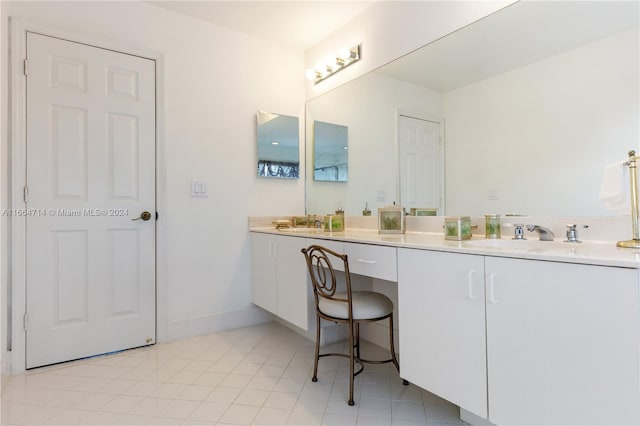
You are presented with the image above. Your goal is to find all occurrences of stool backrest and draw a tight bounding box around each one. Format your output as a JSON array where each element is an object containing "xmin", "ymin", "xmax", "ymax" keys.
[{"xmin": 301, "ymin": 245, "xmax": 354, "ymax": 318}]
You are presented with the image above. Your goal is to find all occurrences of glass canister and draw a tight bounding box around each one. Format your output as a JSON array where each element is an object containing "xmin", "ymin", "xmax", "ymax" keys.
[
  {"xmin": 485, "ymin": 214, "xmax": 501, "ymax": 239},
  {"xmin": 444, "ymin": 216, "xmax": 472, "ymax": 241},
  {"xmin": 324, "ymin": 214, "xmax": 344, "ymax": 232}
]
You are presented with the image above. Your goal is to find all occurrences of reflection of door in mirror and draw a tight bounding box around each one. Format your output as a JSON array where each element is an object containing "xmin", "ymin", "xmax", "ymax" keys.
[
  {"xmin": 257, "ymin": 111, "xmax": 299, "ymax": 179},
  {"xmin": 399, "ymin": 116, "xmax": 443, "ymax": 214},
  {"xmin": 314, "ymin": 120, "xmax": 348, "ymax": 182}
]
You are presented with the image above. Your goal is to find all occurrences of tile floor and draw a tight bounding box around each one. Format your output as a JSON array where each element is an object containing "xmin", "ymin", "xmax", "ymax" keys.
[{"xmin": 1, "ymin": 322, "xmax": 463, "ymax": 425}]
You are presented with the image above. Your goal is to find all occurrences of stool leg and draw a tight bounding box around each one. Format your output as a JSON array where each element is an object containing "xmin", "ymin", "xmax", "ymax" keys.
[
  {"xmin": 389, "ymin": 315, "xmax": 409, "ymax": 386},
  {"xmin": 355, "ymin": 322, "xmax": 361, "ymax": 360},
  {"xmin": 312, "ymin": 315, "xmax": 320, "ymax": 382},
  {"xmin": 348, "ymin": 320, "xmax": 355, "ymax": 406}
]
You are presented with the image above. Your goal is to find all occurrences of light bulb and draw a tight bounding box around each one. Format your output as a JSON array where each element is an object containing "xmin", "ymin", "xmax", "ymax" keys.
[
  {"xmin": 305, "ymin": 69, "xmax": 316, "ymax": 80},
  {"xmin": 337, "ymin": 48, "xmax": 351, "ymax": 61},
  {"xmin": 325, "ymin": 56, "xmax": 338, "ymax": 71},
  {"xmin": 315, "ymin": 62, "xmax": 325, "ymax": 74}
]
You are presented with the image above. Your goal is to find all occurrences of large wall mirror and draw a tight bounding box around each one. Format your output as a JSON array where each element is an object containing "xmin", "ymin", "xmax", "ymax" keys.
[
  {"xmin": 305, "ymin": 1, "xmax": 639, "ymax": 217},
  {"xmin": 257, "ymin": 111, "xmax": 299, "ymax": 179}
]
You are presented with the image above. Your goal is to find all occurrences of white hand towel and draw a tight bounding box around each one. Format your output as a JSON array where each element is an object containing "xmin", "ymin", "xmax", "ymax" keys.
[{"xmin": 599, "ymin": 162, "xmax": 629, "ymax": 212}]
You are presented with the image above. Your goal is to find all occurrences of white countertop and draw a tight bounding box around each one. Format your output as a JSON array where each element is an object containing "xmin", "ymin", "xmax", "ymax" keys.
[{"xmin": 250, "ymin": 227, "xmax": 640, "ymax": 269}]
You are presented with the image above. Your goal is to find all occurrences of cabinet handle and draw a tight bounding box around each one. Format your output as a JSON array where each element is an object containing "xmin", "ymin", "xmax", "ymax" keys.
[
  {"xmin": 356, "ymin": 259, "xmax": 377, "ymax": 264},
  {"xmin": 488, "ymin": 273, "xmax": 499, "ymax": 304},
  {"xmin": 467, "ymin": 270, "xmax": 477, "ymax": 300}
]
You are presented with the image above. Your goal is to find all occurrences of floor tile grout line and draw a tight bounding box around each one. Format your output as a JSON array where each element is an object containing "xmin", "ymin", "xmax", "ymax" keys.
[{"xmin": 1, "ymin": 322, "xmax": 463, "ymax": 426}]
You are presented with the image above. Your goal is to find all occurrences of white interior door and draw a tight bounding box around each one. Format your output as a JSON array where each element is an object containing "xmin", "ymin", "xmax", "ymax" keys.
[
  {"xmin": 25, "ymin": 32, "xmax": 156, "ymax": 368},
  {"xmin": 398, "ymin": 116, "xmax": 443, "ymax": 212}
]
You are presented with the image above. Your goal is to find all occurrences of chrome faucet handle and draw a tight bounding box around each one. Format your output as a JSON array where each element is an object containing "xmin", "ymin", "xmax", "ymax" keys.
[
  {"xmin": 565, "ymin": 224, "xmax": 588, "ymax": 243},
  {"xmin": 512, "ymin": 224, "xmax": 526, "ymax": 240},
  {"xmin": 526, "ymin": 224, "xmax": 555, "ymax": 241}
]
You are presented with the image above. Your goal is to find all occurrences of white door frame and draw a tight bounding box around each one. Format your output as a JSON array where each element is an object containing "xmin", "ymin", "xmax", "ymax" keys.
[
  {"xmin": 395, "ymin": 109, "xmax": 446, "ymax": 214},
  {"xmin": 9, "ymin": 18, "xmax": 168, "ymax": 373}
]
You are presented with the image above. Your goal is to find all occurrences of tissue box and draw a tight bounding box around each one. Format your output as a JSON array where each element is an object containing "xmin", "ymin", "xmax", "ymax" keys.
[{"xmin": 445, "ymin": 216, "xmax": 472, "ymax": 240}]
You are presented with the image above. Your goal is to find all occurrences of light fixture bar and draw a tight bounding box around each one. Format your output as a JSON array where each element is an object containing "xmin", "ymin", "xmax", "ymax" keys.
[{"xmin": 307, "ymin": 44, "xmax": 361, "ymax": 85}]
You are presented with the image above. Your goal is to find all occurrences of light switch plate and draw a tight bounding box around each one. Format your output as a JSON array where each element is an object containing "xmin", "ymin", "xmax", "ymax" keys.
[{"xmin": 191, "ymin": 180, "xmax": 208, "ymax": 198}]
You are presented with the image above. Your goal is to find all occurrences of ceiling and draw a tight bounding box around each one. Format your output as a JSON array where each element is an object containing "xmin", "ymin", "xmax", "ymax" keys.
[
  {"xmin": 149, "ymin": 1, "xmax": 375, "ymax": 50},
  {"xmin": 376, "ymin": 0, "xmax": 639, "ymax": 92}
]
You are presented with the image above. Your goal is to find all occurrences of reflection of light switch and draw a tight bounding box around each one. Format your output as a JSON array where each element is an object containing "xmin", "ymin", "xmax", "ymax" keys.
[
  {"xmin": 191, "ymin": 180, "xmax": 208, "ymax": 198},
  {"xmin": 376, "ymin": 191, "xmax": 385, "ymax": 201},
  {"xmin": 488, "ymin": 189, "xmax": 499, "ymax": 200}
]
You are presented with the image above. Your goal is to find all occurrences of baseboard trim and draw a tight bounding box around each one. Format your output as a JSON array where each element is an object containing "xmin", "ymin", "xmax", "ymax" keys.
[{"xmin": 166, "ymin": 305, "xmax": 274, "ymax": 342}]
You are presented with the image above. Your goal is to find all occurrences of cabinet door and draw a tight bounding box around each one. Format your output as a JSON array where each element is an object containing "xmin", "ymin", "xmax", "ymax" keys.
[
  {"xmin": 398, "ymin": 248, "xmax": 487, "ymax": 418},
  {"xmin": 486, "ymin": 257, "xmax": 640, "ymax": 425},
  {"xmin": 275, "ymin": 235, "xmax": 309, "ymax": 330},
  {"xmin": 250, "ymin": 233, "xmax": 277, "ymax": 314}
]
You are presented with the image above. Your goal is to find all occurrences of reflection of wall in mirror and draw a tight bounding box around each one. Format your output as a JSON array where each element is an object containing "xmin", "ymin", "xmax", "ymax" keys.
[
  {"xmin": 306, "ymin": 73, "xmax": 442, "ymax": 216},
  {"xmin": 444, "ymin": 28, "xmax": 639, "ymax": 217}
]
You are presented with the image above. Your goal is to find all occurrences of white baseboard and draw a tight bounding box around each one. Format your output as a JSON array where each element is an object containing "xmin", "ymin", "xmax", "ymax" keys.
[
  {"xmin": 460, "ymin": 408, "xmax": 494, "ymax": 426},
  {"xmin": 359, "ymin": 321, "xmax": 399, "ymax": 353},
  {"xmin": 1, "ymin": 353, "xmax": 9, "ymax": 394},
  {"xmin": 166, "ymin": 305, "xmax": 274, "ymax": 342},
  {"xmin": 274, "ymin": 316, "xmax": 349, "ymax": 346}
]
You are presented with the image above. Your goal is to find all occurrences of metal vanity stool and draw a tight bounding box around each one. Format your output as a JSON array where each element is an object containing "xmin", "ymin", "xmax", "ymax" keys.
[{"xmin": 301, "ymin": 245, "xmax": 408, "ymax": 406}]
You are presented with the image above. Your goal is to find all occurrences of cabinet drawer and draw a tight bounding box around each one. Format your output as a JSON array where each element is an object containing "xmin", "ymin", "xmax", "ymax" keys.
[{"xmin": 344, "ymin": 242, "xmax": 397, "ymax": 281}]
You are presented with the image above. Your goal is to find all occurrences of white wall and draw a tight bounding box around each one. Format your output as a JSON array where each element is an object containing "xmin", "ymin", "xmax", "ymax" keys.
[
  {"xmin": 306, "ymin": 72, "xmax": 443, "ymax": 216},
  {"xmin": 1, "ymin": 0, "xmax": 305, "ymax": 367},
  {"xmin": 444, "ymin": 29, "xmax": 639, "ymax": 217},
  {"xmin": 305, "ymin": 0, "xmax": 515, "ymax": 99}
]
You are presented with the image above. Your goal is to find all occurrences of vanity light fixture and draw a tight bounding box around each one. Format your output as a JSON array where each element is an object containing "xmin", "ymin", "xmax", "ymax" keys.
[{"xmin": 306, "ymin": 44, "xmax": 361, "ymax": 84}]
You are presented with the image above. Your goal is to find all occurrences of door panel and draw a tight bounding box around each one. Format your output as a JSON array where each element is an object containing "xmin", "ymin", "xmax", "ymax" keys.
[
  {"xmin": 51, "ymin": 105, "xmax": 88, "ymax": 199},
  {"xmin": 26, "ymin": 32, "xmax": 156, "ymax": 368},
  {"xmin": 399, "ymin": 116, "xmax": 442, "ymax": 212},
  {"xmin": 52, "ymin": 231, "xmax": 89, "ymax": 326},
  {"xmin": 107, "ymin": 113, "xmax": 139, "ymax": 199}
]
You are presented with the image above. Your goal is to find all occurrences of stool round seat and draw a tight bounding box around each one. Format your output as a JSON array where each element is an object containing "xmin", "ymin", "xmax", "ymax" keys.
[{"xmin": 319, "ymin": 291, "xmax": 393, "ymax": 320}]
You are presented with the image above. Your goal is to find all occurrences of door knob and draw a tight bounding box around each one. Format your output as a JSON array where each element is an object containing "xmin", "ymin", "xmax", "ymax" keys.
[{"xmin": 132, "ymin": 211, "xmax": 152, "ymax": 221}]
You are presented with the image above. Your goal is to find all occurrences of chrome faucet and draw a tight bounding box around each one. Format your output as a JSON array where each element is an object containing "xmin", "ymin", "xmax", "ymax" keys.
[
  {"xmin": 565, "ymin": 224, "xmax": 589, "ymax": 243},
  {"xmin": 526, "ymin": 225, "xmax": 554, "ymax": 241}
]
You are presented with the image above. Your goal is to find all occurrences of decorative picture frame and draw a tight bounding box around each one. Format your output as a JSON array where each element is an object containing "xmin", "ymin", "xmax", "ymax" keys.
[{"xmin": 378, "ymin": 206, "xmax": 405, "ymax": 234}]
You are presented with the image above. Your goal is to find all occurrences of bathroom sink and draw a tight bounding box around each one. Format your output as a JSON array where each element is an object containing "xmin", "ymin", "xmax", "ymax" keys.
[{"xmin": 464, "ymin": 239, "xmax": 560, "ymax": 250}]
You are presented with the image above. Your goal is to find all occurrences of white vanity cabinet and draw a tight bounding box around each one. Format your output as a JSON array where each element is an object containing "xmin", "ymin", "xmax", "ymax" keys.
[
  {"xmin": 398, "ymin": 248, "xmax": 488, "ymax": 418},
  {"xmin": 485, "ymin": 257, "xmax": 640, "ymax": 425},
  {"xmin": 250, "ymin": 233, "xmax": 309, "ymax": 330},
  {"xmin": 398, "ymin": 248, "xmax": 640, "ymax": 425}
]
